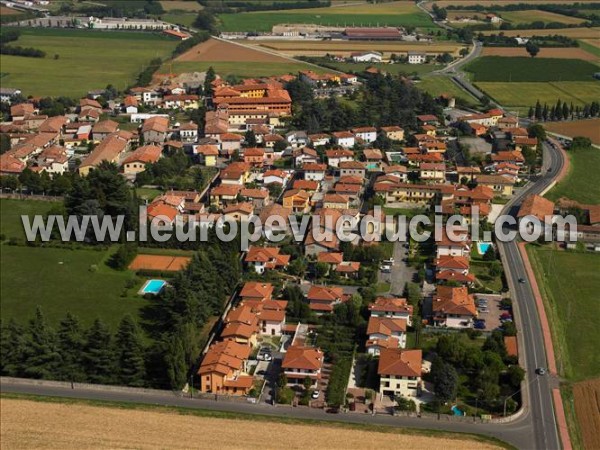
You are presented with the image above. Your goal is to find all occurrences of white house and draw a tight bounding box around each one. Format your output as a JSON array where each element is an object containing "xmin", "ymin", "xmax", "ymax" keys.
[
  {"xmin": 331, "ymin": 131, "xmax": 355, "ymax": 149},
  {"xmin": 281, "ymin": 346, "xmax": 324, "ymax": 388},
  {"xmin": 263, "ymin": 169, "xmax": 290, "ymax": 186},
  {"xmin": 303, "ymin": 163, "xmax": 327, "ymax": 181},
  {"xmin": 326, "ymin": 149, "xmax": 354, "ymax": 168},
  {"xmin": 179, "ymin": 122, "xmax": 198, "ymax": 143},
  {"xmin": 407, "ymin": 51, "xmax": 427, "ymax": 64},
  {"xmin": 352, "ymin": 126, "xmax": 377, "ymax": 143},
  {"xmin": 378, "ymin": 348, "xmax": 422, "ymax": 399},
  {"xmin": 351, "ymin": 51, "xmax": 383, "ymax": 63}
]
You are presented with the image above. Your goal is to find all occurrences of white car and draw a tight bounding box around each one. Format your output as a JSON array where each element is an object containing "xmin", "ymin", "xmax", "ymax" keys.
[
  {"xmin": 311, "ymin": 390, "xmax": 320, "ymax": 399},
  {"xmin": 380, "ymin": 265, "xmax": 391, "ymax": 273}
]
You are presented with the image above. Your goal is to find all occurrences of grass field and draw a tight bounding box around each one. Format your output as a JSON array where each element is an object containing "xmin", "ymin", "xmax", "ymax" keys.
[
  {"xmin": 466, "ymin": 56, "xmax": 599, "ymax": 82},
  {"xmin": 0, "ymin": 199, "xmax": 57, "ymax": 241},
  {"xmin": 545, "ymin": 145, "xmax": 600, "ymax": 203},
  {"xmin": 578, "ymin": 39, "xmax": 600, "ymax": 58},
  {"xmin": 314, "ymin": 60, "xmax": 438, "ymax": 76},
  {"xmin": 416, "ymin": 75, "xmax": 479, "ymax": 104},
  {"xmin": 0, "ymin": 396, "xmax": 510, "ymax": 450},
  {"xmin": 527, "ymin": 246, "xmax": 600, "ymax": 381},
  {"xmin": 161, "ymin": 12, "xmax": 197, "ymax": 27},
  {"xmin": 0, "ymin": 28, "xmax": 178, "ymax": 97},
  {"xmin": 545, "ymin": 118, "xmax": 600, "ymax": 145},
  {"xmin": 0, "ymin": 245, "xmax": 147, "ymax": 330},
  {"xmin": 475, "ymin": 81, "xmax": 600, "ymax": 110},
  {"xmin": 159, "ymin": 0, "xmax": 203, "ymax": 11},
  {"xmin": 481, "ymin": 46, "xmax": 598, "ymax": 61},
  {"xmin": 217, "ymin": 1, "xmax": 433, "ymax": 32}
]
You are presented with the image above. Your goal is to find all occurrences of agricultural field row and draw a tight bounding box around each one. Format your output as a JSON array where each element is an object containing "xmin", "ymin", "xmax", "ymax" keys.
[
  {"xmin": 216, "ymin": 1, "xmax": 434, "ymax": 32},
  {"xmin": 447, "ymin": 9, "xmax": 586, "ymax": 26},
  {"xmin": 481, "ymin": 46, "xmax": 598, "ymax": 61},
  {"xmin": 545, "ymin": 118, "xmax": 600, "ymax": 145},
  {"xmin": 479, "ymin": 27, "xmax": 600, "ymax": 38}
]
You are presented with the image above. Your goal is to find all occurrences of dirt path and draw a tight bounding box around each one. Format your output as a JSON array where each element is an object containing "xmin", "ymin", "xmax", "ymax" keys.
[{"xmin": 0, "ymin": 398, "xmax": 504, "ymax": 450}]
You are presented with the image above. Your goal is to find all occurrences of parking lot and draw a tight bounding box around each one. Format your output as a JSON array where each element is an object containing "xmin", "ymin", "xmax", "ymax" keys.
[{"xmin": 474, "ymin": 294, "xmax": 506, "ymax": 331}]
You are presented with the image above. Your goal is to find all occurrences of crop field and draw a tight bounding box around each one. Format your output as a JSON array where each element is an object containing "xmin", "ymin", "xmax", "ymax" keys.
[
  {"xmin": 317, "ymin": 60, "xmax": 438, "ymax": 76},
  {"xmin": 251, "ymin": 40, "xmax": 466, "ymax": 57},
  {"xmin": 499, "ymin": 9, "xmax": 586, "ymax": 25},
  {"xmin": 545, "ymin": 118, "xmax": 600, "ymax": 145},
  {"xmin": 161, "ymin": 12, "xmax": 197, "ymax": 27},
  {"xmin": 465, "ymin": 56, "xmax": 599, "ymax": 82},
  {"xmin": 0, "ymin": 28, "xmax": 178, "ymax": 98},
  {"xmin": 481, "ymin": 46, "xmax": 598, "ymax": 61},
  {"xmin": 572, "ymin": 379, "xmax": 600, "ymax": 450},
  {"xmin": 480, "ymin": 27, "xmax": 600, "ymax": 39},
  {"xmin": 217, "ymin": 1, "xmax": 433, "ymax": 32},
  {"xmin": 159, "ymin": 0, "xmax": 203, "ymax": 11},
  {"xmin": 545, "ymin": 144, "xmax": 600, "ymax": 204},
  {"xmin": 0, "ymin": 6, "xmax": 23, "ymax": 16},
  {"xmin": 475, "ymin": 81, "xmax": 600, "ymax": 109},
  {"xmin": 578, "ymin": 39, "xmax": 600, "ymax": 58},
  {"xmin": 176, "ymin": 38, "xmax": 292, "ymax": 62},
  {"xmin": 0, "ymin": 397, "xmax": 508, "ymax": 450},
  {"xmin": 430, "ymin": 0, "xmax": 600, "ymax": 8},
  {"xmin": 527, "ymin": 246, "xmax": 600, "ymax": 381}
]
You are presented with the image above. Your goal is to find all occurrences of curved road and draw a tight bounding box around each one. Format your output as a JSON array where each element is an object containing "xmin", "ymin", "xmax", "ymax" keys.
[{"xmin": 0, "ymin": 144, "xmax": 566, "ymax": 450}]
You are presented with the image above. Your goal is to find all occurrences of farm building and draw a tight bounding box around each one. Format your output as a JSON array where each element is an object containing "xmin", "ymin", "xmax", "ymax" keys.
[{"xmin": 351, "ymin": 51, "xmax": 383, "ymax": 63}]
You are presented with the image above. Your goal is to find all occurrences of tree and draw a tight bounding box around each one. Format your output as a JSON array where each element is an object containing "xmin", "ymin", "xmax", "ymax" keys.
[
  {"xmin": 193, "ymin": 10, "xmax": 217, "ymax": 34},
  {"xmin": 163, "ymin": 333, "xmax": 188, "ymax": 390},
  {"xmin": 23, "ymin": 307, "xmax": 61, "ymax": 379},
  {"xmin": 525, "ymin": 41, "xmax": 540, "ymax": 58},
  {"xmin": 431, "ymin": 358, "xmax": 458, "ymax": 403},
  {"xmin": 0, "ymin": 319, "xmax": 27, "ymax": 376},
  {"xmin": 483, "ymin": 245, "xmax": 496, "ymax": 261},
  {"xmin": 488, "ymin": 260, "xmax": 502, "ymax": 278},
  {"xmin": 83, "ymin": 319, "xmax": 116, "ymax": 384},
  {"xmin": 244, "ymin": 129, "xmax": 257, "ymax": 147},
  {"xmin": 203, "ymin": 66, "xmax": 216, "ymax": 97},
  {"xmin": 314, "ymin": 261, "xmax": 329, "ymax": 279},
  {"xmin": 56, "ymin": 313, "xmax": 86, "ymax": 382},
  {"xmin": 527, "ymin": 123, "xmax": 546, "ymax": 141},
  {"xmin": 572, "ymin": 136, "xmax": 592, "ymax": 149},
  {"xmin": 507, "ymin": 365, "xmax": 525, "ymax": 389},
  {"xmin": 114, "ymin": 315, "xmax": 146, "ymax": 387}
]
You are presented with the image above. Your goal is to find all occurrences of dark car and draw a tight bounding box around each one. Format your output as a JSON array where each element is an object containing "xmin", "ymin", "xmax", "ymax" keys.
[{"xmin": 518, "ymin": 277, "xmax": 526, "ymax": 283}]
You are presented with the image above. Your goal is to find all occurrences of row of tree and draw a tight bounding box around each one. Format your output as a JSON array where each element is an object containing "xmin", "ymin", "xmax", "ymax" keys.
[{"xmin": 528, "ymin": 100, "xmax": 600, "ymax": 122}]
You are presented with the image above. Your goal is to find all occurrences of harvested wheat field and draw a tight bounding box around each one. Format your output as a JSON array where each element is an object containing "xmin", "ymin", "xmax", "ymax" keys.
[
  {"xmin": 481, "ymin": 47, "xmax": 598, "ymax": 61},
  {"xmin": 572, "ymin": 378, "xmax": 600, "ymax": 450},
  {"xmin": 545, "ymin": 119, "xmax": 600, "ymax": 145},
  {"xmin": 251, "ymin": 40, "xmax": 465, "ymax": 57},
  {"xmin": 0, "ymin": 398, "xmax": 505, "ymax": 450},
  {"xmin": 160, "ymin": 0, "xmax": 203, "ymax": 11},
  {"xmin": 176, "ymin": 38, "xmax": 291, "ymax": 63},
  {"xmin": 481, "ymin": 27, "xmax": 600, "ymax": 38},
  {"xmin": 430, "ymin": 0, "xmax": 600, "ymax": 8}
]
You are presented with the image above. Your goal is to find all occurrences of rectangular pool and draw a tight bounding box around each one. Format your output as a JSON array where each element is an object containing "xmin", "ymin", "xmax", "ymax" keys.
[{"xmin": 140, "ymin": 279, "xmax": 167, "ymax": 295}]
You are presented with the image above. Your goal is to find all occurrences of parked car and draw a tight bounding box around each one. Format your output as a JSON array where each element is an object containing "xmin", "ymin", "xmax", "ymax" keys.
[
  {"xmin": 536, "ymin": 368, "xmax": 547, "ymax": 375},
  {"xmin": 383, "ymin": 258, "xmax": 394, "ymax": 265},
  {"xmin": 311, "ymin": 390, "xmax": 320, "ymax": 399},
  {"xmin": 380, "ymin": 265, "xmax": 391, "ymax": 273},
  {"xmin": 500, "ymin": 312, "xmax": 512, "ymax": 320},
  {"xmin": 518, "ymin": 277, "xmax": 526, "ymax": 283},
  {"xmin": 474, "ymin": 321, "xmax": 486, "ymax": 330}
]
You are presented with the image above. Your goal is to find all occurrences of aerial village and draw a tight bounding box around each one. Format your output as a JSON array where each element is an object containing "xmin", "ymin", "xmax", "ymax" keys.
[{"xmin": 2, "ymin": 62, "xmax": 598, "ymax": 417}]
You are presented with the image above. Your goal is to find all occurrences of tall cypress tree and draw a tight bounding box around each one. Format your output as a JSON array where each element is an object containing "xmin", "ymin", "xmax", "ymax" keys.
[
  {"xmin": 1, "ymin": 318, "xmax": 27, "ymax": 377},
  {"xmin": 83, "ymin": 319, "xmax": 116, "ymax": 385},
  {"xmin": 164, "ymin": 333, "xmax": 188, "ymax": 390},
  {"xmin": 115, "ymin": 315, "xmax": 146, "ymax": 387},
  {"xmin": 534, "ymin": 100, "xmax": 542, "ymax": 120},
  {"xmin": 24, "ymin": 307, "xmax": 61, "ymax": 379},
  {"xmin": 57, "ymin": 313, "xmax": 86, "ymax": 382}
]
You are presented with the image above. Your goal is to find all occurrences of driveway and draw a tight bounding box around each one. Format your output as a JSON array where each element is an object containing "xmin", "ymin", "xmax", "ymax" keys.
[{"xmin": 385, "ymin": 239, "xmax": 416, "ymax": 296}]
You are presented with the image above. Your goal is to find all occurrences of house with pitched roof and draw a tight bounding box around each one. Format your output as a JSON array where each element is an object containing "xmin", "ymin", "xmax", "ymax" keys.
[
  {"xmin": 306, "ymin": 285, "xmax": 344, "ymax": 314},
  {"xmin": 122, "ymin": 145, "xmax": 162, "ymax": 175},
  {"xmin": 198, "ymin": 340, "xmax": 253, "ymax": 395},
  {"xmin": 431, "ymin": 285, "xmax": 477, "ymax": 328},
  {"xmin": 367, "ymin": 316, "xmax": 408, "ymax": 352},
  {"xmin": 244, "ymin": 246, "xmax": 290, "ymax": 274},
  {"xmin": 281, "ymin": 345, "xmax": 324, "ymax": 388},
  {"xmin": 378, "ymin": 348, "xmax": 422, "ymax": 398}
]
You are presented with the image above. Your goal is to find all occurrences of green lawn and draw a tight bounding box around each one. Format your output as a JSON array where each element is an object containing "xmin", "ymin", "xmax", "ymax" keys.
[
  {"xmin": 217, "ymin": 2, "xmax": 433, "ymax": 32},
  {"xmin": 0, "ymin": 199, "xmax": 58, "ymax": 241},
  {"xmin": 165, "ymin": 60, "xmax": 323, "ymax": 78},
  {"xmin": 0, "ymin": 245, "xmax": 148, "ymax": 330},
  {"xmin": 465, "ymin": 56, "xmax": 599, "ymax": 82},
  {"xmin": 470, "ymin": 261, "xmax": 504, "ymax": 293},
  {"xmin": 527, "ymin": 246, "xmax": 600, "ymax": 380},
  {"xmin": 0, "ymin": 28, "xmax": 178, "ymax": 97},
  {"xmin": 578, "ymin": 39, "xmax": 600, "ymax": 59},
  {"xmin": 545, "ymin": 145, "xmax": 600, "ymax": 204},
  {"xmin": 161, "ymin": 12, "xmax": 197, "ymax": 28}
]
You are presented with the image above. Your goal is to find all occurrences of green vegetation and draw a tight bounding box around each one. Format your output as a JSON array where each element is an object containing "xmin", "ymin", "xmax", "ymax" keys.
[
  {"xmin": 0, "ymin": 245, "xmax": 146, "ymax": 329},
  {"xmin": 162, "ymin": 12, "xmax": 197, "ymax": 27},
  {"xmin": 416, "ymin": 75, "xmax": 479, "ymax": 105},
  {"xmin": 578, "ymin": 39, "xmax": 600, "ymax": 58},
  {"xmin": 476, "ymin": 81, "xmax": 600, "ymax": 110},
  {"xmin": 466, "ymin": 57, "xmax": 599, "ymax": 82},
  {"xmin": 312, "ymin": 59, "xmax": 438, "ymax": 76},
  {"xmin": 545, "ymin": 145, "xmax": 600, "ymax": 204},
  {"xmin": 560, "ymin": 384, "xmax": 584, "ymax": 450},
  {"xmin": 217, "ymin": 2, "xmax": 433, "ymax": 32},
  {"xmin": 0, "ymin": 199, "xmax": 56, "ymax": 241},
  {"xmin": 0, "ymin": 28, "xmax": 178, "ymax": 97},
  {"xmin": 527, "ymin": 246, "xmax": 600, "ymax": 380}
]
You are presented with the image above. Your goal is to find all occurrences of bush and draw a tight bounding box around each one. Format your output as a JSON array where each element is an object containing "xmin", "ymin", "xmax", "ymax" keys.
[{"xmin": 276, "ymin": 386, "xmax": 294, "ymax": 404}]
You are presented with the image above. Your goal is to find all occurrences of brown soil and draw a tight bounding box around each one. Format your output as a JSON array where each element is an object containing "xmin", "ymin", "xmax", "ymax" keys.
[
  {"xmin": 545, "ymin": 119, "xmax": 600, "ymax": 145},
  {"xmin": 480, "ymin": 27, "xmax": 600, "ymax": 38},
  {"xmin": 0, "ymin": 398, "xmax": 504, "ymax": 450},
  {"xmin": 572, "ymin": 378, "xmax": 600, "ymax": 450},
  {"xmin": 481, "ymin": 47, "xmax": 598, "ymax": 61},
  {"xmin": 176, "ymin": 38, "xmax": 290, "ymax": 63}
]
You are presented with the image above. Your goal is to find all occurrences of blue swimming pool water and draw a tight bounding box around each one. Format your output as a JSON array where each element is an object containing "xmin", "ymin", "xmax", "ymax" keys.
[
  {"xmin": 451, "ymin": 405, "xmax": 464, "ymax": 416},
  {"xmin": 477, "ymin": 242, "xmax": 492, "ymax": 255},
  {"xmin": 141, "ymin": 279, "xmax": 166, "ymax": 295},
  {"xmin": 366, "ymin": 163, "xmax": 379, "ymax": 169}
]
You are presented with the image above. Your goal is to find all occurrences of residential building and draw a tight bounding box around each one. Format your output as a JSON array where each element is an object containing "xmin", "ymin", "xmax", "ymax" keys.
[
  {"xmin": 245, "ymin": 246, "xmax": 290, "ymax": 274},
  {"xmin": 306, "ymin": 285, "xmax": 344, "ymax": 314},
  {"xmin": 407, "ymin": 51, "xmax": 427, "ymax": 64},
  {"xmin": 122, "ymin": 144, "xmax": 162, "ymax": 175},
  {"xmin": 281, "ymin": 346, "xmax": 324, "ymax": 388},
  {"xmin": 378, "ymin": 348, "xmax": 422, "ymax": 398},
  {"xmin": 431, "ymin": 285, "xmax": 477, "ymax": 328},
  {"xmin": 198, "ymin": 340, "xmax": 253, "ymax": 395}
]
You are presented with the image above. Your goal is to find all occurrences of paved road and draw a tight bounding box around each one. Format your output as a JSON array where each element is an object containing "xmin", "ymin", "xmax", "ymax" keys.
[{"xmin": 496, "ymin": 140, "xmax": 565, "ymax": 450}]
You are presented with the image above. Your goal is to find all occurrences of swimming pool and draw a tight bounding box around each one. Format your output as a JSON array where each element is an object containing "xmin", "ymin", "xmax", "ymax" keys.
[
  {"xmin": 140, "ymin": 279, "xmax": 167, "ymax": 295},
  {"xmin": 366, "ymin": 162, "xmax": 379, "ymax": 170},
  {"xmin": 477, "ymin": 242, "xmax": 493, "ymax": 255},
  {"xmin": 451, "ymin": 405, "xmax": 464, "ymax": 416}
]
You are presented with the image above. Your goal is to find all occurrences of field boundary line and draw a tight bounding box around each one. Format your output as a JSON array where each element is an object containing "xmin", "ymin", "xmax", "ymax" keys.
[{"xmin": 553, "ymin": 388, "xmax": 573, "ymax": 450}]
